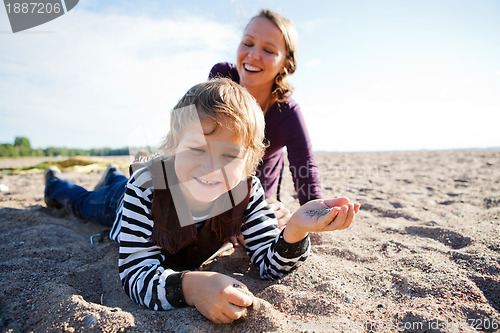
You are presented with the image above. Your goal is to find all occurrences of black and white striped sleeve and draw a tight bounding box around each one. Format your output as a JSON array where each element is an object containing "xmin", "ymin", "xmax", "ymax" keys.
[
  {"xmin": 242, "ymin": 177, "xmax": 310, "ymax": 280},
  {"xmin": 111, "ymin": 167, "xmax": 184, "ymax": 311}
]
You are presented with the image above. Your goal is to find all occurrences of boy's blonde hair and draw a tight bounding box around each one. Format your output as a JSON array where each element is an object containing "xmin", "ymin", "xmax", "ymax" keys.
[{"xmin": 159, "ymin": 78, "xmax": 266, "ymax": 177}]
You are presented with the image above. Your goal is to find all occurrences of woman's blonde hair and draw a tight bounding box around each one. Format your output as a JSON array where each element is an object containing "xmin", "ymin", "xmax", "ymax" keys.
[
  {"xmin": 159, "ymin": 78, "xmax": 266, "ymax": 177},
  {"xmin": 249, "ymin": 9, "xmax": 299, "ymax": 102}
]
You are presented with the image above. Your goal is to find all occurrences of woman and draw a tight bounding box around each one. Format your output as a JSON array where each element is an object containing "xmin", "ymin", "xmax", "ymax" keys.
[{"xmin": 209, "ymin": 9, "xmax": 322, "ymax": 225}]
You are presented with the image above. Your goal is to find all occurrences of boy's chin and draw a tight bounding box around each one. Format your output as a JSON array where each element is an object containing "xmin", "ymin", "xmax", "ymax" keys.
[
  {"xmin": 191, "ymin": 193, "xmax": 223, "ymax": 204},
  {"xmin": 188, "ymin": 190, "xmax": 224, "ymax": 205}
]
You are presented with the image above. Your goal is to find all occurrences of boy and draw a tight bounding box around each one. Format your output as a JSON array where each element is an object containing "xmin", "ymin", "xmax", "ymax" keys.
[{"xmin": 44, "ymin": 78, "xmax": 360, "ymax": 324}]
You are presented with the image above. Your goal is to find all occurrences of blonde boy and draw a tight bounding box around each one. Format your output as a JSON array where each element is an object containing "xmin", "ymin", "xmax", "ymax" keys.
[{"xmin": 45, "ymin": 78, "xmax": 359, "ymax": 324}]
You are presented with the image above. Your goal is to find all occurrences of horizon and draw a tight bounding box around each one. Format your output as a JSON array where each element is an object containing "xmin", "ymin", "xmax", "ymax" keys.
[
  {"xmin": 1, "ymin": 0, "xmax": 499, "ymax": 152},
  {"xmin": 2, "ymin": 135, "xmax": 499, "ymax": 155}
]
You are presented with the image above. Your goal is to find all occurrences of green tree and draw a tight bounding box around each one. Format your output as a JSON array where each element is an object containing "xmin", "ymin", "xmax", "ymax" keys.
[
  {"xmin": 14, "ymin": 136, "xmax": 32, "ymax": 156},
  {"xmin": 0, "ymin": 144, "xmax": 16, "ymax": 157}
]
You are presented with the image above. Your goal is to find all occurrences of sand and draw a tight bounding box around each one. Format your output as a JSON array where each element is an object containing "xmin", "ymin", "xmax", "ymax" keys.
[{"xmin": 0, "ymin": 150, "xmax": 499, "ymax": 332}]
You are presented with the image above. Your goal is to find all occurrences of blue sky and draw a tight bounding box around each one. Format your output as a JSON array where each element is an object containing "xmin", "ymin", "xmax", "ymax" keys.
[{"xmin": 1, "ymin": 0, "xmax": 499, "ymax": 152}]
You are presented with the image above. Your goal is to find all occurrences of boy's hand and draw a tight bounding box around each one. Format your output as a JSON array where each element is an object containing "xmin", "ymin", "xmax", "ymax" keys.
[
  {"xmin": 283, "ymin": 198, "xmax": 360, "ymax": 243},
  {"xmin": 182, "ymin": 271, "xmax": 253, "ymax": 324},
  {"xmin": 229, "ymin": 234, "xmax": 246, "ymax": 248}
]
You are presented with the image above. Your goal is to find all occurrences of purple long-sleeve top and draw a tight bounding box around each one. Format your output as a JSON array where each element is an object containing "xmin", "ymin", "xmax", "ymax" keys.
[{"xmin": 209, "ymin": 63, "xmax": 322, "ymax": 205}]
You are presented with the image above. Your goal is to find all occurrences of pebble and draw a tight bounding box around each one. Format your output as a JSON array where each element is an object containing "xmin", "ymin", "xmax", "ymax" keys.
[
  {"xmin": 0, "ymin": 184, "xmax": 9, "ymax": 192},
  {"xmin": 84, "ymin": 315, "xmax": 98, "ymax": 328}
]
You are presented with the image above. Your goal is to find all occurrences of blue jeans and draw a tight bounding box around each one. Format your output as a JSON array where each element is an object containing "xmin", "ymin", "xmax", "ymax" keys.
[{"xmin": 45, "ymin": 171, "xmax": 127, "ymax": 227}]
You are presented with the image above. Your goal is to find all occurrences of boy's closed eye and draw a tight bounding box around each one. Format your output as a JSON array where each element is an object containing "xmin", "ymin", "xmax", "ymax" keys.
[
  {"xmin": 189, "ymin": 147, "xmax": 206, "ymax": 153},
  {"xmin": 222, "ymin": 153, "xmax": 240, "ymax": 161},
  {"xmin": 188, "ymin": 145, "xmax": 242, "ymax": 160},
  {"xmin": 222, "ymin": 147, "xmax": 242, "ymax": 160}
]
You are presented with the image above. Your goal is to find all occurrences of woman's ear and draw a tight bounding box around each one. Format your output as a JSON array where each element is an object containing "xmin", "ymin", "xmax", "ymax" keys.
[
  {"xmin": 283, "ymin": 60, "xmax": 291, "ymax": 75},
  {"xmin": 286, "ymin": 58, "xmax": 297, "ymax": 75}
]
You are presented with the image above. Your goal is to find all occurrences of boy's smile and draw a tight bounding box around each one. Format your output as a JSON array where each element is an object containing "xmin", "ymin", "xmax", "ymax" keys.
[
  {"xmin": 195, "ymin": 178, "xmax": 219, "ymax": 186},
  {"xmin": 174, "ymin": 117, "xmax": 248, "ymax": 213}
]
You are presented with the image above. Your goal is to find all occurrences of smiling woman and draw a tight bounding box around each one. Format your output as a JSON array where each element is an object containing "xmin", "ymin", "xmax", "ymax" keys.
[
  {"xmin": 236, "ymin": 15, "xmax": 293, "ymax": 104},
  {"xmin": 210, "ymin": 9, "xmax": 323, "ymax": 224}
]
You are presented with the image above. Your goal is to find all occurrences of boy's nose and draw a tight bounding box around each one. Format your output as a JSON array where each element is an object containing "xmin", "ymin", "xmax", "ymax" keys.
[
  {"xmin": 200, "ymin": 146, "xmax": 225, "ymax": 174},
  {"xmin": 199, "ymin": 152, "xmax": 215, "ymax": 173}
]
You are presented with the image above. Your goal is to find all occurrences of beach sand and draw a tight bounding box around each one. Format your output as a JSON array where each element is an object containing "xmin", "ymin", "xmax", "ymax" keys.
[{"xmin": 0, "ymin": 150, "xmax": 499, "ymax": 332}]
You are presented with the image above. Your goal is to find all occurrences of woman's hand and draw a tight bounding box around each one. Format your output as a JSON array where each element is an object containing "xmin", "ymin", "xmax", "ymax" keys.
[
  {"xmin": 229, "ymin": 201, "xmax": 291, "ymax": 248},
  {"xmin": 283, "ymin": 198, "xmax": 360, "ymax": 243},
  {"xmin": 182, "ymin": 271, "xmax": 253, "ymax": 324},
  {"xmin": 269, "ymin": 201, "xmax": 291, "ymax": 230}
]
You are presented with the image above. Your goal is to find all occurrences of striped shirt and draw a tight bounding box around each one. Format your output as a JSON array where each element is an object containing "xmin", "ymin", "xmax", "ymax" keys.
[{"xmin": 109, "ymin": 166, "xmax": 310, "ymax": 310}]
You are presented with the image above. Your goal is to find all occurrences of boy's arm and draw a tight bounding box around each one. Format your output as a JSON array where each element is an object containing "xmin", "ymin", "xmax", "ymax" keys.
[
  {"xmin": 119, "ymin": 169, "xmax": 255, "ymax": 323},
  {"xmin": 241, "ymin": 177, "xmax": 310, "ymax": 280},
  {"xmin": 117, "ymin": 169, "xmax": 186, "ymax": 310}
]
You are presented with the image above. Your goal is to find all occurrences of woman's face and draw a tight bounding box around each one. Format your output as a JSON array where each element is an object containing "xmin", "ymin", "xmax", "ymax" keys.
[{"xmin": 236, "ymin": 16, "xmax": 288, "ymax": 93}]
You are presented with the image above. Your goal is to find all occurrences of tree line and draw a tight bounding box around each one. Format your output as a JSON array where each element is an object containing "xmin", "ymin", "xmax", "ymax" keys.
[{"xmin": 0, "ymin": 137, "xmax": 129, "ymax": 158}]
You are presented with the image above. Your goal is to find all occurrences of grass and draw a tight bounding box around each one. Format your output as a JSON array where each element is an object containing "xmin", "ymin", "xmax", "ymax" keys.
[{"xmin": 0, "ymin": 157, "xmax": 130, "ymax": 175}]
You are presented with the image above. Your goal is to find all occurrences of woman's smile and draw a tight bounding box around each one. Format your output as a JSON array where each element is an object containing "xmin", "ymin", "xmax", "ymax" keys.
[{"xmin": 243, "ymin": 63, "xmax": 263, "ymax": 73}]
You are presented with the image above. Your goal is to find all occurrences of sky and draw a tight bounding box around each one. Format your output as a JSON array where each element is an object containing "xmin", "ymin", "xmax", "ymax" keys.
[{"xmin": 1, "ymin": 0, "xmax": 499, "ymax": 152}]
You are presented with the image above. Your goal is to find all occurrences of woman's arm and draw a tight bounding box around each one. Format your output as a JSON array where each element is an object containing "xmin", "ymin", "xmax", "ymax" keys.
[{"xmin": 282, "ymin": 102, "xmax": 323, "ymax": 205}]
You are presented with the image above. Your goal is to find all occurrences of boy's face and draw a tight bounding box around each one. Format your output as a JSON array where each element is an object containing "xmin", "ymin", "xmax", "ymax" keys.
[{"xmin": 174, "ymin": 117, "xmax": 248, "ymax": 209}]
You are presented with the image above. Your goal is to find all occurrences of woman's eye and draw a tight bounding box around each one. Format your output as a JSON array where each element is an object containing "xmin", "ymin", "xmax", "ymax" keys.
[
  {"xmin": 242, "ymin": 41, "xmax": 253, "ymax": 47},
  {"xmin": 264, "ymin": 49, "xmax": 274, "ymax": 54}
]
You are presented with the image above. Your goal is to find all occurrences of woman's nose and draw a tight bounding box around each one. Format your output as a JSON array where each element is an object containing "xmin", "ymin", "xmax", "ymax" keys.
[{"xmin": 248, "ymin": 47, "xmax": 260, "ymax": 60}]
